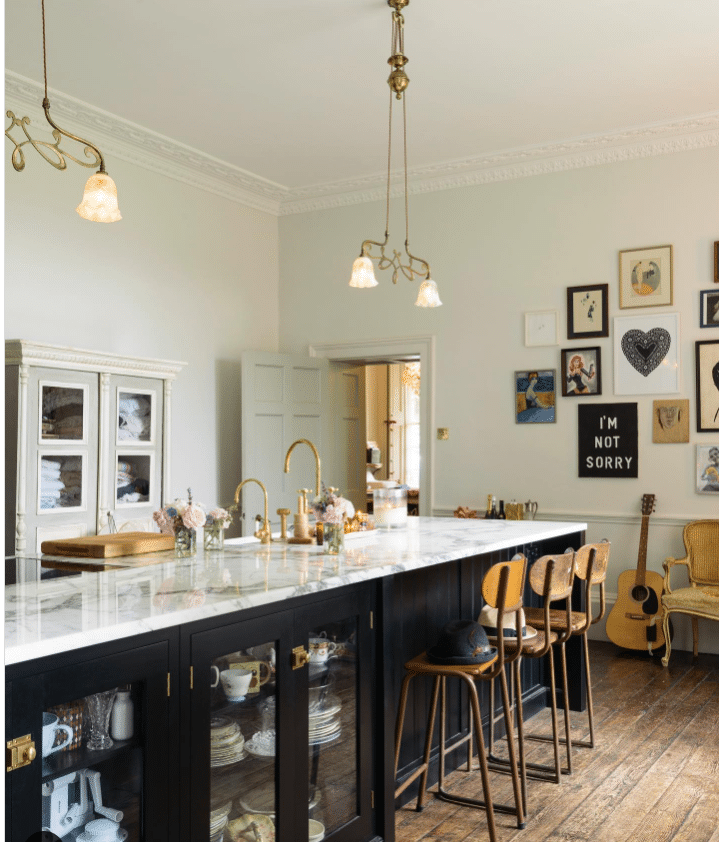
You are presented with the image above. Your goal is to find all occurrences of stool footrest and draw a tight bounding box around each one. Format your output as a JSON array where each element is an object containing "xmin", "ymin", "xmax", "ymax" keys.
[
  {"xmin": 525, "ymin": 731, "xmax": 593, "ymax": 749},
  {"xmin": 437, "ymin": 787, "xmax": 523, "ymax": 825}
]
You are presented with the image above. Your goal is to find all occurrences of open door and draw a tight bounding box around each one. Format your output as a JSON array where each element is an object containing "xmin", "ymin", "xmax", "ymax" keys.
[{"xmin": 240, "ymin": 352, "xmax": 365, "ymax": 536}]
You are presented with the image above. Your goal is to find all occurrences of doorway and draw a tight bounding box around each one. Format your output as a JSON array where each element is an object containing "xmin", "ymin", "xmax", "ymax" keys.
[{"xmin": 310, "ymin": 336, "xmax": 434, "ymax": 517}]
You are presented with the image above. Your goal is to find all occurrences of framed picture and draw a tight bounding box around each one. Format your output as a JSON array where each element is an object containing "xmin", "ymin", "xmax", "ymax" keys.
[
  {"xmin": 652, "ymin": 398, "xmax": 690, "ymax": 443},
  {"xmin": 695, "ymin": 339, "xmax": 719, "ymax": 432},
  {"xmin": 700, "ymin": 289, "xmax": 719, "ymax": 328},
  {"xmin": 525, "ymin": 311, "xmax": 558, "ymax": 346},
  {"xmin": 696, "ymin": 444, "xmax": 719, "ymax": 494},
  {"xmin": 561, "ymin": 347, "xmax": 602, "ymax": 396},
  {"xmin": 566, "ymin": 284, "xmax": 608, "ymax": 339},
  {"xmin": 614, "ymin": 313, "xmax": 680, "ymax": 395},
  {"xmin": 578, "ymin": 403, "xmax": 638, "ymax": 478},
  {"xmin": 619, "ymin": 244, "xmax": 673, "ymax": 309},
  {"xmin": 515, "ymin": 369, "xmax": 556, "ymax": 423},
  {"xmin": 714, "ymin": 241, "xmax": 719, "ymax": 284}
]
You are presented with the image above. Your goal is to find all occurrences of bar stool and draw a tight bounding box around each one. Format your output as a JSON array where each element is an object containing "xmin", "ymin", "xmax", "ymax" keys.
[
  {"xmin": 523, "ymin": 541, "xmax": 610, "ymax": 750},
  {"xmin": 393, "ymin": 556, "xmax": 527, "ymax": 841},
  {"xmin": 503, "ymin": 550, "xmax": 576, "ymax": 785}
]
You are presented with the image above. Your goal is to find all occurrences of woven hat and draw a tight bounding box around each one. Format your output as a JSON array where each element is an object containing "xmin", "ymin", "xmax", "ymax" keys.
[
  {"xmin": 427, "ymin": 620, "xmax": 497, "ymax": 665},
  {"xmin": 479, "ymin": 605, "xmax": 538, "ymax": 642}
]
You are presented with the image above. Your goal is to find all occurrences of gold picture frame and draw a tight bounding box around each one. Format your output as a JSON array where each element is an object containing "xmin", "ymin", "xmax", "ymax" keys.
[{"xmin": 619, "ymin": 244, "xmax": 673, "ymax": 309}]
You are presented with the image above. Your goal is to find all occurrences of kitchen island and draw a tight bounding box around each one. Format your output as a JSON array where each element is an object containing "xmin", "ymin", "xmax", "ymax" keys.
[{"xmin": 5, "ymin": 517, "xmax": 586, "ymax": 842}]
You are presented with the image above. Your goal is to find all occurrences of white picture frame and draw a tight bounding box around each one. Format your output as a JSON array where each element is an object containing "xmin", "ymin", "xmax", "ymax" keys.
[
  {"xmin": 614, "ymin": 313, "xmax": 680, "ymax": 395},
  {"xmin": 38, "ymin": 380, "xmax": 89, "ymax": 445},
  {"xmin": 525, "ymin": 311, "xmax": 559, "ymax": 347},
  {"xmin": 696, "ymin": 444, "xmax": 719, "ymax": 494},
  {"xmin": 116, "ymin": 452, "xmax": 155, "ymax": 508},
  {"xmin": 37, "ymin": 451, "xmax": 88, "ymax": 515}
]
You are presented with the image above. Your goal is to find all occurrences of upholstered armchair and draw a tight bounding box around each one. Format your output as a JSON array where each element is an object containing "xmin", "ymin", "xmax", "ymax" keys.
[{"xmin": 661, "ymin": 520, "xmax": 719, "ymax": 666}]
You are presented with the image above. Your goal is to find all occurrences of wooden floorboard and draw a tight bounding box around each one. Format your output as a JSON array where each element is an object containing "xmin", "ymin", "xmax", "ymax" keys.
[{"xmin": 394, "ymin": 642, "xmax": 719, "ymax": 842}]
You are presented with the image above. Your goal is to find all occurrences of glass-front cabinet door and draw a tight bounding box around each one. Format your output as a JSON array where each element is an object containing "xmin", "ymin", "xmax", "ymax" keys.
[
  {"xmin": 189, "ymin": 585, "xmax": 374, "ymax": 842},
  {"xmin": 5, "ymin": 642, "xmax": 170, "ymax": 842}
]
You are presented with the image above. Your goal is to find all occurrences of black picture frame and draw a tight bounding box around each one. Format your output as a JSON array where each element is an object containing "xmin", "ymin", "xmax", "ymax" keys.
[
  {"xmin": 696, "ymin": 339, "xmax": 719, "ymax": 432},
  {"xmin": 561, "ymin": 347, "xmax": 602, "ymax": 397},
  {"xmin": 700, "ymin": 289, "xmax": 719, "ymax": 328},
  {"xmin": 566, "ymin": 283, "xmax": 609, "ymax": 339},
  {"xmin": 714, "ymin": 241, "xmax": 719, "ymax": 284}
]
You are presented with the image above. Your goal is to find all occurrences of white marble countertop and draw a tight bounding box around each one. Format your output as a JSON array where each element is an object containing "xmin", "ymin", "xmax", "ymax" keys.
[{"xmin": 4, "ymin": 517, "xmax": 586, "ymax": 666}]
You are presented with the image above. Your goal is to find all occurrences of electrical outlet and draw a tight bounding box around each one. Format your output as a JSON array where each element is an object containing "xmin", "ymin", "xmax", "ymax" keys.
[{"xmin": 437, "ymin": 428, "xmax": 449, "ymax": 440}]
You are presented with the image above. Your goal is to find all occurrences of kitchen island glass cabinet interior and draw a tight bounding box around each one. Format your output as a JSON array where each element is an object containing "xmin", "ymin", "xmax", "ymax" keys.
[{"xmin": 5, "ymin": 517, "xmax": 587, "ymax": 842}]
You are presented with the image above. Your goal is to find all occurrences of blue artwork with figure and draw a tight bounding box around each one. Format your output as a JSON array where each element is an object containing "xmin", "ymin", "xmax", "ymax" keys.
[{"xmin": 515, "ymin": 369, "xmax": 556, "ymax": 423}]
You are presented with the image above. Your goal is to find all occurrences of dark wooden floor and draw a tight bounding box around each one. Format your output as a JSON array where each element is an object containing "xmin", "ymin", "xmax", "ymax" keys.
[{"xmin": 395, "ymin": 641, "xmax": 719, "ymax": 842}]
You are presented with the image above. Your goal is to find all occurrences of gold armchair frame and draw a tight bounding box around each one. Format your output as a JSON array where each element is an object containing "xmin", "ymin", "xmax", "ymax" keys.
[{"xmin": 661, "ymin": 520, "xmax": 719, "ymax": 667}]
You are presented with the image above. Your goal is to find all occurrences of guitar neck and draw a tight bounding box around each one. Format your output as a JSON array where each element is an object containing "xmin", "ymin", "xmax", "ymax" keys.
[{"xmin": 636, "ymin": 514, "xmax": 649, "ymax": 587}]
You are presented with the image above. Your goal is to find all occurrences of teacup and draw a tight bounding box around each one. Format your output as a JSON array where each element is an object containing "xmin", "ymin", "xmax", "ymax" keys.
[
  {"xmin": 227, "ymin": 657, "xmax": 271, "ymax": 693},
  {"xmin": 247, "ymin": 643, "xmax": 277, "ymax": 668},
  {"xmin": 211, "ymin": 666, "xmax": 253, "ymax": 701},
  {"xmin": 308, "ymin": 637, "xmax": 337, "ymax": 664},
  {"xmin": 42, "ymin": 711, "xmax": 73, "ymax": 757}
]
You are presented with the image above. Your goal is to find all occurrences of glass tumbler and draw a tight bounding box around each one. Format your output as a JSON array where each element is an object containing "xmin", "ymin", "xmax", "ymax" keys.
[{"xmin": 85, "ymin": 688, "xmax": 119, "ymax": 750}]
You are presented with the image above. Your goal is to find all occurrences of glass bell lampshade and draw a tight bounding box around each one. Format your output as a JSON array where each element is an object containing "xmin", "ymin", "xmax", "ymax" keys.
[
  {"xmin": 76, "ymin": 172, "xmax": 122, "ymax": 223},
  {"xmin": 415, "ymin": 278, "xmax": 442, "ymax": 307},
  {"xmin": 349, "ymin": 255, "xmax": 379, "ymax": 288}
]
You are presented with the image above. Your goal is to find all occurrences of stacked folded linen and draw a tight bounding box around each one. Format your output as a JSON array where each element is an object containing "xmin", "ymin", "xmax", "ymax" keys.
[
  {"xmin": 59, "ymin": 456, "xmax": 82, "ymax": 507},
  {"xmin": 118, "ymin": 395, "xmax": 152, "ymax": 441},
  {"xmin": 40, "ymin": 458, "xmax": 63, "ymax": 509},
  {"xmin": 116, "ymin": 459, "xmax": 150, "ymax": 503},
  {"xmin": 42, "ymin": 388, "xmax": 84, "ymax": 439}
]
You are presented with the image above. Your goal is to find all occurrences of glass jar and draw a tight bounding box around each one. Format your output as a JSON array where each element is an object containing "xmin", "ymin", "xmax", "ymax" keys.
[
  {"xmin": 174, "ymin": 526, "xmax": 197, "ymax": 556},
  {"xmin": 372, "ymin": 487, "xmax": 408, "ymax": 528},
  {"xmin": 204, "ymin": 522, "xmax": 225, "ymax": 551},
  {"xmin": 323, "ymin": 522, "xmax": 345, "ymax": 554}
]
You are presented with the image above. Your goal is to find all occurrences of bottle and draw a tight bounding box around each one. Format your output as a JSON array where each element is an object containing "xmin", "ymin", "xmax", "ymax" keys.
[
  {"xmin": 484, "ymin": 495, "xmax": 493, "ymax": 519},
  {"xmin": 498, "ymin": 500, "xmax": 506, "ymax": 520},
  {"xmin": 110, "ymin": 687, "xmax": 134, "ymax": 741},
  {"xmin": 490, "ymin": 497, "xmax": 498, "ymax": 519}
]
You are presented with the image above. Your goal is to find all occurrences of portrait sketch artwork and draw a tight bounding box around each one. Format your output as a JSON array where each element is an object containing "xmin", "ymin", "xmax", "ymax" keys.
[
  {"xmin": 516, "ymin": 370, "xmax": 556, "ymax": 423},
  {"xmin": 561, "ymin": 347, "xmax": 601, "ymax": 397},
  {"xmin": 652, "ymin": 399, "xmax": 689, "ymax": 443},
  {"xmin": 566, "ymin": 284, "xmax": 608, "ymax": 338},
  {"xmin": 696, "ymin": 445, "xmax": 719, "ymax": 494}
]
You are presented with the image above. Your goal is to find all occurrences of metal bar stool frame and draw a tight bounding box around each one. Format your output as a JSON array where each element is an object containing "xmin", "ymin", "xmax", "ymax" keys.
[
  {"xmin": 393, "ymin": 557, "xmax": 528, "ymax": 841},
  {"xmin": 524, "ymin": 541, "xmax": 609, "ymax": 751}
]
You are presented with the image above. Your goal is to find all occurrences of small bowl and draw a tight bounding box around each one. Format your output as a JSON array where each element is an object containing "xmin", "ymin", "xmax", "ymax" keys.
[{"xmin": 309, "ymin": 818, "xmax": 325, "ymax": 841}]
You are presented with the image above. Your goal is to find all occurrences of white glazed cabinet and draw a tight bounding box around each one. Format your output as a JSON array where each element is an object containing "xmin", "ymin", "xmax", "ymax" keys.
[{"xmin": 5, "ymin": 340, "xmax": 185, "ymax": 555}]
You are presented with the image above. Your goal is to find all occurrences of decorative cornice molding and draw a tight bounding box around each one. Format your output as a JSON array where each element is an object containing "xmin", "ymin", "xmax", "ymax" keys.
[
  {"xmin": 5, "ymin": 339, "xmax": 186, "ymax": 379},
  {"xmin": 7, "ymin": 71, "xmax": 719, "ymax": 218},
  {"xmin": 5, "ymin": 72, "xmax": 285, "ymax": 216}
]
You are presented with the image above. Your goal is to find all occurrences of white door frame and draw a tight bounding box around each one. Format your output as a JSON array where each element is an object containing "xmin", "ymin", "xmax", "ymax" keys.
[{"xmin": 309, "ymin": 336, "xmax": 435, "ymax": 517}]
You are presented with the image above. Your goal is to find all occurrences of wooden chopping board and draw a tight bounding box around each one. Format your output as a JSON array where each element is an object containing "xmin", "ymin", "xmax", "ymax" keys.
[{"xmin": 41, "ymin": 532, "xmax": 175, "ymax": 558}]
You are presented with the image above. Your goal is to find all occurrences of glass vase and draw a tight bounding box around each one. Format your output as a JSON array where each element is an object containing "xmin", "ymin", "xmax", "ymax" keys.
[
  {"xmin": 174, "ymin": 526, "xmax": 197, "ymax": 556},
  {"xmin": 85, "ymin": 688, "xmax": 118, "ymax": 751},
  {"xmin": 204, "ymin": 522, "xmax": 225, "ymax": 552},
  {"xmin": 324, "ymin": 522, "xmax": 345, "ymax": 555}
]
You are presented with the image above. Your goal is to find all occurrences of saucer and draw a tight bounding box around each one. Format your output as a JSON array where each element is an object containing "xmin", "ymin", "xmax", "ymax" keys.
[{"xmin": 244, "ymin": 735, "xmax": 275, "ymax": 758}]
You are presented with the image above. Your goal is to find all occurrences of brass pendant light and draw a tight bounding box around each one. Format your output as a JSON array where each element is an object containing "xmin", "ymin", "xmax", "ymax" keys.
[
  {"xmin": 5, "ymin": 0, "xmax": 121, "ymax": 222},
  {"xmin": 349, "ymin": 0, "xmax": 441, "ymax": 307}
]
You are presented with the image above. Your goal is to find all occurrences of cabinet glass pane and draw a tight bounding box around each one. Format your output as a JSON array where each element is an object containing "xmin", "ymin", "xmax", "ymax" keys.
[
  {"xmin": 116, "ymin": 455, "xmax": 152, "ymax": 506},
  {"xmin": 210, "ymin": 642, "xmax": 277, "ymax": 842},
  {"xmin": 308, "ymin": 618, "xmax": 358, "ymax": 837},
  {"xmin": 39, "ymin": 454, "xmax": 85, "ymax": 510},
  {"xmin": 117, "ymin": 391, "xmax": 154, "ymax": 443},
  {"xmin": 42, "ymin": 684, "xmax": 142, "ymax": 841},
  {"xmin": 41, "ymin": 384, "xmax": 85, "ymax": 442}
]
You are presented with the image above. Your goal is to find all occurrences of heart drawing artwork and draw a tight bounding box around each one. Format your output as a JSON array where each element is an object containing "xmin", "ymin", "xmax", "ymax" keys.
[{"xmin": 620, "ymin": 327, "xmax": 671, "ymax": 377}]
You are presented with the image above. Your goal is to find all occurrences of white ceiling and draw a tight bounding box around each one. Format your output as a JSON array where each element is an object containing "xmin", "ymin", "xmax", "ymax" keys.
[{"xmin": 5, "ymin": 0, "xmax": 719, "ymax": 192}]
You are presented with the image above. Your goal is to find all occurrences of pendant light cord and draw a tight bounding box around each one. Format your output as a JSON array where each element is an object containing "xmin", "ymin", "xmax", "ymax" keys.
[{"xmin": 41, "ymin": 0, "xmax": 49, "ymax": 101}]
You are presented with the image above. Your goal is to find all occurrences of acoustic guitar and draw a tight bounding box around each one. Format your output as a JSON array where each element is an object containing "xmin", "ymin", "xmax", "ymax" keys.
[{"xmin": 606, "ymin": 494, "xmax": 666, "ymax": 653}]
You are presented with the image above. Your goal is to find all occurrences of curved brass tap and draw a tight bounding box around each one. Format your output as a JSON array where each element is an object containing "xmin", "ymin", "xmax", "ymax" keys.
[
  {"xmin": 230, "ymin": 478, "xmax": 272, "ymax": 544},
  {"xmin": 283, "ymin": 439, "xmax": 321, "ymax": 497}
]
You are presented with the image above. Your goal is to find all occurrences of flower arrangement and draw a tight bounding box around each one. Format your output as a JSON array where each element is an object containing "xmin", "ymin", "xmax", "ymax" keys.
[
  {"xmin": 311, "ymin": 484, "xmax": 354, "ymax": 524},
  {"xmin": 153, "ymin": 488, "xmax": 207, "ymax": 535},
  {"xmin": 204, "ymin": 507, "xmax": 232, "ymax": 530}
]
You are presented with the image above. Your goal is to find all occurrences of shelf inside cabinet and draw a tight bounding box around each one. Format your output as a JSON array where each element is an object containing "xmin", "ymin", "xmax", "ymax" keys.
[{"xmin": 42, "ymin": 737, "xmax": 139, "ymax": 782}]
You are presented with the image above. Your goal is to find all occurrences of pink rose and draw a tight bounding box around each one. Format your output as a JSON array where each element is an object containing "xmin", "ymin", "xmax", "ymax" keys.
[
  {"xmin": 182, "ymin": 503, "xmax": 206, "ymax": 529},
  {"xmin": 153, "ymin": 509, "xmax": 174, "ymax": 534}
]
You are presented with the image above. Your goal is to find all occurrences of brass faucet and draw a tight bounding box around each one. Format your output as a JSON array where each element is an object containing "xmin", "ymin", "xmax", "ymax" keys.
[
  {"xmin": 283, "ymin": 438, "xmax": 321, "ymax": 497},
  {"xmin": 230, "ymin": 478, "xmax": 272, "ymax": 544}
]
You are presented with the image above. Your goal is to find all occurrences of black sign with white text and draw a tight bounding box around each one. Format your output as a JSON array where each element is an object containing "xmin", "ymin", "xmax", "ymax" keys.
[{"xmin": 578, "ymin": 403, "xmax": 638, "ymax": 478}]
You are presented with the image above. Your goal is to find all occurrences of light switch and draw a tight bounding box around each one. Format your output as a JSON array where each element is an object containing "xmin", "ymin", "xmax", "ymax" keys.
[{"xmin": 437, "ymin": 428, "xmax": 449, "ymax": 440}]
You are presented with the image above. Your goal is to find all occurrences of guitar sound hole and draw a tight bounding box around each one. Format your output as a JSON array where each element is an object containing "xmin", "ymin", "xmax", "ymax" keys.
[{"xmin": 631, "ymin": 584, "xmax": 650, "ymax": 603}]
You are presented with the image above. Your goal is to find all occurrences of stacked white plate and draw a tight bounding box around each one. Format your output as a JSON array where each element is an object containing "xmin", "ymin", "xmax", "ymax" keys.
[
  {"xmin": 308, "ymin": 693, "xmax": 342, "ymax": 746},
  {"xmin": 211, "ymin": 716, "xmax": 245, "ymax": 767},
  {"xmin": 209, "ymin": 799, "xmax": 232, "ymax": 841}
]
